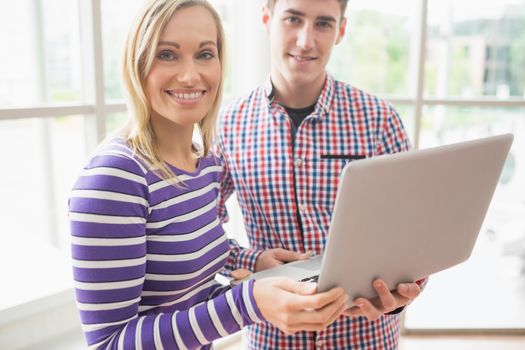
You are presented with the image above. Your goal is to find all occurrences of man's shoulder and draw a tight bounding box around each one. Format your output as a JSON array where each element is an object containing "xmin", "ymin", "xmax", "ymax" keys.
[
  {"xmin": 220, "ymin": 86, "xmax": 266, "ymax": 119},
  {"xmin": 332, "ymin": 78, "xmax": 390, "ymax": 108}
]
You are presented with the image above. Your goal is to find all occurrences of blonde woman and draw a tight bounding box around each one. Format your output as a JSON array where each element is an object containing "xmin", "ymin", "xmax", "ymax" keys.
[{"xmin": 68, "ymin": 0, "xmax": 349, "ymax": 348}]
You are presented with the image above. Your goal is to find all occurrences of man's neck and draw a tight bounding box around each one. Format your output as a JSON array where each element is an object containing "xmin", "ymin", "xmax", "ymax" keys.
[{"xmin": 270, "ymin": 71, "xmax": 327, "ymax": 108}]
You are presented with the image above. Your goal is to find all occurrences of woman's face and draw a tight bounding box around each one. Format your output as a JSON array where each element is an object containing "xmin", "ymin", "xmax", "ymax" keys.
[{"xmin": 146, "ymin": 5, "xmax": 221, "ymax": 128}]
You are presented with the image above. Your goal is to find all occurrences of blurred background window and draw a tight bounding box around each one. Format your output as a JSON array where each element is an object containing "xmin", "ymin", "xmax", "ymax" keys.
[
  {"xmin": 0, "ymin": 0, "xmax": 82, "ymax": 107},
  {"xmin": 328, "ymin": 0, "xmax": 418, "ymax": 97},
  {"xmin": 424, "ymin": 0, "xmax": 525, "ymax": 99},
  {"xmin": 405, "ymin": 106, "xmax": 525, "ymax": 330}
]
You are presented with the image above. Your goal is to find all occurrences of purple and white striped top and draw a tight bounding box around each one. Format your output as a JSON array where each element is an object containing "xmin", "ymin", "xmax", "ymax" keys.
[{"xmin": 69, "ymin": 139, "xmax": 264, "ymax": 349}]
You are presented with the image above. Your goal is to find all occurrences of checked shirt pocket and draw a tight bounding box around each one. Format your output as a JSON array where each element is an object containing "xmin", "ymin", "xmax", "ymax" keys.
[{"xmin": 310, "ymin": 154, "xmax": 367, "ymax": 210}]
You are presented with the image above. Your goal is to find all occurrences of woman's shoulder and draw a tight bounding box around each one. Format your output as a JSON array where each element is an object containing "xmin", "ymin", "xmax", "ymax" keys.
[
  {"xmin": 86, "ymin": 137, "xmax": 149, "ymax": 177},
  {"xmin": 197, "ymin": 153, "xmax": 224, "ymax": 178},
  {"xmin": 198, "ymin": 153, "xmax": 222, "ymax": 169}
]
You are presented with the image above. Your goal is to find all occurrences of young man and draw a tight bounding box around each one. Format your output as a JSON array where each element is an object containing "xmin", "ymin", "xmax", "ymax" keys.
[{"xmin": 217, "ymin": 0, "xmax": 424, "ymax": 348}]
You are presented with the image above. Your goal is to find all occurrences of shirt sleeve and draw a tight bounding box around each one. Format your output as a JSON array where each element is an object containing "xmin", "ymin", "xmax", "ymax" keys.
[
  {"xmin": 69, "ymin": 153, "xmax": 265, "ymax": 349},
  {"xmin": 224, "ymin": 239, "xmax": 263, "ymax": 275},
  {"xmin": 214, "ymin": 141, "xmax": 262, "ymax": 274},
  {"xmin": 214, "ymin": 142, "xmax": 234, "ymax": 224},
  {"xmin": 376, "ymin": 103, "xmax": 412, "ymax": 155}
]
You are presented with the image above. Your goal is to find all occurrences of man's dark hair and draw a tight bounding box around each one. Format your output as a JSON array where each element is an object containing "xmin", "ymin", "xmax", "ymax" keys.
[{"xmin": 266, "ymin": 0, "xmax": 348, "ymax": 17}]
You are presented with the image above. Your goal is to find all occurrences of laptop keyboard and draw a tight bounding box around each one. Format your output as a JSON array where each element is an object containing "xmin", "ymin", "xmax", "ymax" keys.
[{"xmin": 299, "ymin": 274, "xmax": 319, "ymax": 283}]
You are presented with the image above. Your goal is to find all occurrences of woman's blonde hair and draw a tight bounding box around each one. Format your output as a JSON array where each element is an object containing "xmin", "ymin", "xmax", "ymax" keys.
[{"xmin": 120, "ymin": 0, "xmax": 226, "ymax": 182}]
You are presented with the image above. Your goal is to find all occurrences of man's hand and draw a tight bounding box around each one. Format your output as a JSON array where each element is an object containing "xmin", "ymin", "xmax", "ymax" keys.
[
  {"xmin": 343, "ymin": 279, "xmax": 421, "ymax": 321},
  {"xmin": 255, "ymin": 248, "xmax": 311, "ymax": 272}
]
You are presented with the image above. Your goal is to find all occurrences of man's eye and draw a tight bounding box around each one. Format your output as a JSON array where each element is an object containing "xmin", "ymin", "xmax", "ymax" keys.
[
  {"xmin": 317, "ymin": 21, "xmax": 333, "ymax": 29},
  {"xmin": 157, "ymin": 50, "xmax": 176, "ymax": 61},
  {"xmin": 285, "ymin": 16, "xmax": 301, "ymax": 24}
]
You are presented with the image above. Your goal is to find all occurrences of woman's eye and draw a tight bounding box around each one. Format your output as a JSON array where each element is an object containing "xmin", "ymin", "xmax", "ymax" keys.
[
  {"xmin": 157, "ymin": 50, "xmax": 176, "ymax": 61},
  {"xmin": 198, "ymin": 51, "xmax": 215, "ymax": 60}
]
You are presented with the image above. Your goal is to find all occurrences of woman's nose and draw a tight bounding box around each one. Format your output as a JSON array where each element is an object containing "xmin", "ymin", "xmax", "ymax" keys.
[{"xmin": 176, "ymin": 60, "xmax": 200, "ymax": 86}]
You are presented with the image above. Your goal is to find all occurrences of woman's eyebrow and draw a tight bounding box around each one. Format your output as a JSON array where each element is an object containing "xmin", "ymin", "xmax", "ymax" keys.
[
  {"xmin": 199, "ymin": 40, "xmax": 217, "ymax": 48},
  {"xmin": 157, "ymin": 40, "xmax": 216, "ymax": 48},
  {"xmin": 158, "ymin": 41, "xmax": 180, "ymax": 48}
]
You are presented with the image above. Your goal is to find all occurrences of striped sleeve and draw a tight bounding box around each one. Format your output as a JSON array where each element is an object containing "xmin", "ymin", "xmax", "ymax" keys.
[{"xmin": 69, "ymin": 153, "xmax": 265, "ymax": 349}]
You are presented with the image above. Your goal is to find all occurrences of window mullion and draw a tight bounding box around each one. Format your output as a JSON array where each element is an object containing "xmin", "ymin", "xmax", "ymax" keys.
[
  {"xmin": 401, "ymin": 0, "xmax": 428, "ymax": 332},
  {"xmin": 80, "ymin": 0, "xmax": 106, "ymax": 154},
  {"xmin": 412, "ymin": 0, "xmax": 428, "ymax": 150},
  {"xmin": 30, "ymin": 0, "xmax": 59, "ymax": 246}
]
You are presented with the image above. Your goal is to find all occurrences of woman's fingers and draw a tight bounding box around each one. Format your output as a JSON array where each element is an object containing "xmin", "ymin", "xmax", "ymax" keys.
[
  {"xmin": 292, "ymin": 292, "xmax": 349, "ymax": 325},
  {"xmin": 286, "ymin": 284, "xmax": 346, "ymax": 311},
  {"xmin": 285, "ymin": 302, "xmax": 349, "ymax": 334},
  {"xmin": 270, "ymin": 278, "xmax": 345, "ymax": 312},
  {"xmin": 231, "ymin": 268, "xmax": 252, "ymax": 280},
  {"xmin": 253, "ymin": 278, "xmax": 348, "ymax": 334}
]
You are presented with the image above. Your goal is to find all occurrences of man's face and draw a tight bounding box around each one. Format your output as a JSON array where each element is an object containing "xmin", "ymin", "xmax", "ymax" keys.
[{"xmin": 263, "ymin": 0, "xmax": 346, "ymax": 89}]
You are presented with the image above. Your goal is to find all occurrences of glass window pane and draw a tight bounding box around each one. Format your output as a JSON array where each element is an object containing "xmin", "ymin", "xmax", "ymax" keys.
[
  {"xmin": 425, "ymin": 0, "xmax": 525, "ymax": 98},
  {"xmin": 106, "ymin": 111, "xmax": 128, "ymax": 134},
  {"xmin": 101, "ymin": 0, "xmax": 144, "ymax": 101},
  {"xmin": 208, "ymin": 0, "xmax": 236, "ymax": 97},
  {"xmin": 405, "ymin": 106, "xmax": 525, "ymax": 329},
  {"xmin": 0, "ymin": 116, "xmax": 87, "ymax": 249},
  {"xmin": 328, "ymin": 0, "xmax": 418, "ymax": 96},
  {"xmin": 0, "ymin": 0, "xmax": 82, "ymax": 107},
  {"xmin": 393, "ymin": 103, "xmax": 416, "ymax": 143},
  {"xmin": 0, "ymin": 115, "xmax": 86, "ymax": 309}
]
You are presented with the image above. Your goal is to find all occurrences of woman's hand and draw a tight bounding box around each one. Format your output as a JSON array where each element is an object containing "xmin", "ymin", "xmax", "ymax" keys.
[
  {"xmin": 231, "ymin": 268, "xmax": 252, "ymax": 281},
  {"xmin": 253, "ymin": 278, "xmax": 349, "ymax": 335}
]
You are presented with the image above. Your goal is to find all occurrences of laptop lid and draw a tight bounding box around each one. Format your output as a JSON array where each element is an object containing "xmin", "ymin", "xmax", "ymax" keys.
[{"xmin": 316, "ymin": 133, "xmax": 514, "ymax": 301}]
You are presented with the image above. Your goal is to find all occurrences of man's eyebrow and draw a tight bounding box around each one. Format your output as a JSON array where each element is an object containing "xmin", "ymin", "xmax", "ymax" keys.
[
  {"xmin": 317, "ymin": 15, "xmax": 337, "ymax": 23},
  {"xmin": 283, "ymin": 9, "xmax": 337, "ymax": 23},
  {"xmin": 284, "ymin": 9, "xmax": 305, "ymax": 17},
  {"xmin": 157, "ymin": 40, "xmax": 217, "ymax": 49}
]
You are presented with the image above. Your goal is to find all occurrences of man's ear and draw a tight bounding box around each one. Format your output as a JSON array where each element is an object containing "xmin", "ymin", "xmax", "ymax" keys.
[
  {"xmin": 335, "ymin": 16, "xmax": 347, "ymax": 45},
  {"xmin": 262, "ymin": 5, "xmax": 272, "ymax": 31}
]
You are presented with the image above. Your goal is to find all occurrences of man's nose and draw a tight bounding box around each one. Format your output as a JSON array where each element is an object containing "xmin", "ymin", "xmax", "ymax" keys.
[{"xmin": 296, "ymin": 24, "xmax": 315, "ymax": 50}]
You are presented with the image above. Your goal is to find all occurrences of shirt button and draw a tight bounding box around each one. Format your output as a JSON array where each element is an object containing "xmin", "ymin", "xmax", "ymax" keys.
[
  {"xmin": 316, "ymin": 340, "xmax": 324, "ymax": 347},
  {"xmin": 299, "ymin": 204, "xmax": 307, "ymax": 214},
  {"xmin": 294, "ymin": 158, "xmax": 303, "ymax": 168}
]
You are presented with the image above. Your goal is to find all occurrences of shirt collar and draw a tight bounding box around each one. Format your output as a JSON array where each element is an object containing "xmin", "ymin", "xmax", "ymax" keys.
[{"xmin": 263, "ymin": 72, "xmax": 336, "ymax": 118}]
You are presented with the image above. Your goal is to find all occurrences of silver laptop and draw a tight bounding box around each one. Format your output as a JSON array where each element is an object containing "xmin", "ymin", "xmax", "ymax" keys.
[{"xmin": 238, "ymin": 134, "xmax": 513, "ymax": 302}]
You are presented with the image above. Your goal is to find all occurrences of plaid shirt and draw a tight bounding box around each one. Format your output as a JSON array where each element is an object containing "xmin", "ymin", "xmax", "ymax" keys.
[{"xmin": 217, "ymin": 73, "xmax": 411, "ymax": 349}]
